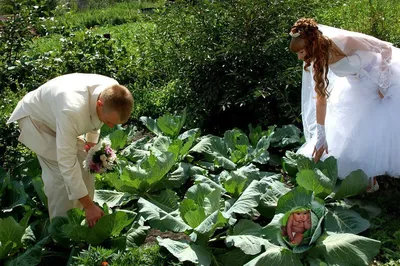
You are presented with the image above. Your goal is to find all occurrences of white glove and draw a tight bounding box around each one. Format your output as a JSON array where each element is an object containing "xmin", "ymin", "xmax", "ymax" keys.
[{"xmin": 315, "ymin": 123, "xmax": 327, "ymax": 151}]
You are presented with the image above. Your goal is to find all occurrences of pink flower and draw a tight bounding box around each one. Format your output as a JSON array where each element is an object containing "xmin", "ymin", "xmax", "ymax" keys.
[{"xmin": 89, "ymin": 161, "xmax": 101, "ymax": 173}]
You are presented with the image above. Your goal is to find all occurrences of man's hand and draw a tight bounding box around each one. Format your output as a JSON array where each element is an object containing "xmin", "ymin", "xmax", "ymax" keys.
[
  {"xmin": 312, "ymin": 144, "xmax": 328, "ymax": 163},
  {"xmin": 85, "ymin": 204, "xmax": 104, "ymax": 228},
  {"xmin": 85, "ymin": 142, "xmax": 97, "ymax": 152},
  {"xmin": 79, "ymin": 194, "xmax": 104, "ymax": 228}
]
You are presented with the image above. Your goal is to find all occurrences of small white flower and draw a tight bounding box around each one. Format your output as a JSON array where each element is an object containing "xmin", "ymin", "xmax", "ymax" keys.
[
  {"xmin": 100, "ymin": 154, "xmax": 107, "ymax": 161},
  {"xmin": 102, "ymin": 161, "xmax": 108, "ymax": 167},
  {"xmin": 290, "ymin": 31, "xmax": 300, "ymax": 38}
]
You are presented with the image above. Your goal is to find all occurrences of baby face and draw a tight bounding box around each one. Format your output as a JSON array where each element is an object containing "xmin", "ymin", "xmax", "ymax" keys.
[{"xmin": 293, "ymin": 211, "xmax": 309, "ymax": 222}]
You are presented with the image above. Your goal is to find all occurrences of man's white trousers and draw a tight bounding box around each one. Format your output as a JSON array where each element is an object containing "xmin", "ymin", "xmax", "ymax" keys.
[{"xmin": 17, "ymin": 116, "xmax": 95, "ymax": 219}]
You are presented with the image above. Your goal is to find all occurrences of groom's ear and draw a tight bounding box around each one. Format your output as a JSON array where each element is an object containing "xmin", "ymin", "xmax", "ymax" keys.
[{"xmin": 96, "ymin": 99, "xmax": 104, "ymax": 107}]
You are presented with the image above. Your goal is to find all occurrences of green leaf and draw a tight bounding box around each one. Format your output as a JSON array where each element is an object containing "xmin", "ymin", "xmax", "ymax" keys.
[
  {"xmin": 190, "ymin": 136, "xmax": 236, "ymax": 170},
  {"xmin": 296, "ymin": 169, "xmax": 333, "ymax": 198},
  {"xmin": 0, "ymin": 241, "xmax": 13, "ymax": 260},
  {"xmin": 324, "ymin": 207, "xmax": 370, "ymax": 234},
  {"xmin": 162, "ymin": 163, "xmax": 205, "ymax": 189},
  {"xmin": 21, "ymin": 224, "xmax": 36, "ymax": 246},
  {"xmin": 108, "ymin": 129, "xmax": 128, "ymax": 150},
  {"xmin": 156, "ymin": 110, "xmax": 187, "ymax": 138},
  {"xmin": 333, "ymin": 170, "xmax": 369, "ymax": 200},
  {"xmin": 262, "ymin": 213, "xmax": 286, "ymax": 246},
  {"xmin": 244, "ymin": 246, "xmax": 303, "ymax": 266},
  {"xmin": 85, "ymin": 211, "xmax": 135, "ymax": 245},
  {"xmin": 233, "ymin": 219, "xmax": 262, "ymax": 236},
  {"xmin": 48, "ymin": 216, "xmax": 71, "ymax": 246},
  {"xmin": 309, "ymin": 213, "xmax": 324, "ymax": 245},
  {"xmin": 308, "ymin": 258, "xmax": 328, "ymax": 266},
  {"xmin": 66, "ymin": 208, "xmax": 85, "ymax": 225},
  {"xmin": 94, "ymin": 190, "xmax": 133, "ymax": 208},
  {"xmin": 120, "ymin": 137, "xmax": 150, "ymax": 162},
  {"xmin": 220, "ymin": 170, "xmax": 247, "ymax": 198},
  {"xmin": 0, "ymin": 217, "xmax": 25, "ymax": 253},
  {"xmin": 126, "ymin": 222, "xmax": 150, "ymax": 248},
  {"xmin": 151, "ymin": 136, "xmax": 172, "ymax": 153},
  {"xmin": 270, "ymin": 125, "xmax": 301, "ymax": 148},
  {"xmin": 226, "ymin": 235, "xmax": 272, "ymax": 255},
  {"xmin": 343, "ymin": 198, "xmax": 381, "ymax": 219},
  {"xmin": 308, "ymin": 211, "xmax": 323, "ymax": 245},
  {"xmin": 282, "ymin": 151, "xmax": 300, "ymax": 177},
  {"xmin": 203, "ymin": 188, "xmax": 223, "ymax": 216},
  {"xmin": 138, "ymin": 198, "xmax": 191, "ymax": 232},
  {"xmin": 251, "ymin": 136, "xmax": 271, "ymax": 164},
  {"xmin": 194, "ymin": 211, "xmax": 227, "ymax": 236},
  {"xmin": 19, "ymin": 208, "xmax": 34, "ymax": 228},
  {"xmin": 193, "ymin": 175, "xmax": 226, "ymax": 193},
  {"xmin": 157, "ymin": 237, "xmax": 211, "ymax": 266},
  {"xmin": 31, "ymin": 177, "xmax": 47, "ymax": 208},
  {"xmin": 185, "ymin": 183, "xmax": 213, "ymax": 207},
  {"xmin": 218, "ymin": 248, "xmax": 254, "ymax": 266},
  {"xmin": 140, "ymin": 116, "xmax": 163, "ymax": 136},
  {"xmin": 276, "ymin": 186, "xmax": 313, "ymax": 215},
  {"xmin": 180, "ymin": 199, "xmax": 206, "ymax": 228},
  {"xmin": 259, "ymin": 180, "xmax": 291, "ymax": 210},
  {"xmin": 2, "ymin": 180, "xmax": 28, "ymax": 212},
  {"xmin": 314, "ymin": 156, "xmax": 338, "ymax": 187},
  {"xmin": 149, "ymin": 189, "xmax": 180, "ymax": 212},
  {"xmin": 178, "ymin": 128, "xmax": 201, "ymax": 157},
  {"xmin": 224, "ymin": 129, "xmax": 251, "ymax": 151},
  {"xmin": 221, "ymin": 164, "xmax": 261, "ymax": 198},
  {"xmin": 248, "ymin": 124, "xmax": 267, "ymax": 147},
  {"xmin": 223, "ymin": 129, "xmax": 251, "ymax": 163},
  {"xmin": 311, "ymin": 198, "xmax": 326, "ymax": 220},
  {"xmin": 121, "ymin": 151, "xmax": 176, "ymax": 192},
  {"xmin": 7, "ymin": 236, "xmax": 50, "ymax": 266},
  {"xmin": 309, "ymin": 232, "xmax": 380, "ymax": 266},
  {"xmin": 225, "ymin": 179, "xmax": 269, "ymax": 217}
]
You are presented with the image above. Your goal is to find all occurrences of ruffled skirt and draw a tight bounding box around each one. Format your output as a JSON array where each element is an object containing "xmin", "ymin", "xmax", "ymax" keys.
[{"xmin": 298, "ymin": 47, "xmax": 400, "ymax": 179}]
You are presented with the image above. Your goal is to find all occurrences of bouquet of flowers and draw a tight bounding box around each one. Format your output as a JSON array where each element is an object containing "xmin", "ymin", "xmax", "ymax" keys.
[{"xmin": 83, "ymin": 139, "xmax": 117, "ymax": 174}]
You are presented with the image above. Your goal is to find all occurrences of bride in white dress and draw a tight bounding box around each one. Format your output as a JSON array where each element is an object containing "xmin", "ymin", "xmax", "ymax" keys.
[{"xmin": 289, "ymin": 18, "xmax": 400, "ymax": 192}]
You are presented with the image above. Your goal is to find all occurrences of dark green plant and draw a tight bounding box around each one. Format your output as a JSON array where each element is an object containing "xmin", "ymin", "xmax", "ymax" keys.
[
  {"xmin": 71, "ymin": 244, "xmax": 182, "ymax": 266},
  {"xmin": 132, "ymin": 0, "xmax": 324, "ymax": 133}
]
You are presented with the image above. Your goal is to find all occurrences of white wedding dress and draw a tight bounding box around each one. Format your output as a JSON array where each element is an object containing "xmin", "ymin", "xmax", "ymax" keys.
[{"xmin": 297, "ymin": 25, "xmax": 400, "ymax": 179}]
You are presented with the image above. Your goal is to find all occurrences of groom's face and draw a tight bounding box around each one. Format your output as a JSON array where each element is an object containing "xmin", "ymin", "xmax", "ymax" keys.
[
  {"xmin": 101, "ymin": 110, "xmax": 120, "ymax": 128},
  {"xmin": 96, "ymin": 99, "xmax": 121, "ymax": 128}
]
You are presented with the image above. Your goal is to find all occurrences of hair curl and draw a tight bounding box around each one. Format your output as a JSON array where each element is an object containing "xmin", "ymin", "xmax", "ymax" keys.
[{"xmin": 289, "ymin": 18, "xmax": 332, "ymax": 98}]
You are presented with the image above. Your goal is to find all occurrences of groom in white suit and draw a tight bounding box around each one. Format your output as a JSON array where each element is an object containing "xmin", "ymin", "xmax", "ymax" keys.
[{"xmin": 7, "ymin": 73, "xmax": 134, "ymax": 227}]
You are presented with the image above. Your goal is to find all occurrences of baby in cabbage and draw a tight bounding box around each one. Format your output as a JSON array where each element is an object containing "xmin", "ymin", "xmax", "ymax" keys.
[{"xmin": 282, "ymin": 209, "xmax": 311, "ymax": 245}]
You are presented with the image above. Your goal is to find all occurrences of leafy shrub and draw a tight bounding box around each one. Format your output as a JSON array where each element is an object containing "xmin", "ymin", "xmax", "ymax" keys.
[{"xmin": 131, "ymin": 0, "xmax": 326, "ymax": 133}]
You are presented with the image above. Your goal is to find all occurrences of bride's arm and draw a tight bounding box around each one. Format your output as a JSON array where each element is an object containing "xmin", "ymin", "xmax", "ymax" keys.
[
  {"xmin": 343, "ymin": 35, "xmax": 392, "ymax": 96},
  {"xmin": 313, "ymin": 94, "xmax": 328, "ymax": 162}
]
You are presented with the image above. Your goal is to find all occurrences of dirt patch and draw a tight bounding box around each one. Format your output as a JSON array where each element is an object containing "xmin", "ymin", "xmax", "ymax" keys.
[{"xmin": 144, "ymin": 229, "xmax": 191, "ymax": 244}]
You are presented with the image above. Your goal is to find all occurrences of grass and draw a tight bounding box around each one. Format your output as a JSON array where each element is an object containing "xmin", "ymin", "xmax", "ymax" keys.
[
  {"xmin": 316, "ymin": 0, "xmax": 400, "ymax": 45},
  {"xmin": 43, "ymin": 1, "xmax": 165, "ymax": 31}
]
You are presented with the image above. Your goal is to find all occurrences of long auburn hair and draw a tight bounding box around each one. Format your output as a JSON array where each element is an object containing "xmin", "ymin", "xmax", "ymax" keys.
[{"xmin": 289, "ymin": 18, "xmax": 332, "ymax": 98}]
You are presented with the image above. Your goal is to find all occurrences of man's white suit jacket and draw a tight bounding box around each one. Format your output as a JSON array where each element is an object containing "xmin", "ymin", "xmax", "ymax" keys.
[{"xmin": 7, "ymin": 73, "xmax": 119, "ymax": 200}]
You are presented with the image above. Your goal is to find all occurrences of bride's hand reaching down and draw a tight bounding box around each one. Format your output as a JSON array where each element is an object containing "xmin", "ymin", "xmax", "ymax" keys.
[{"xmin": 313, "ymin": 124, "xmax": 328, "ymax": 162}]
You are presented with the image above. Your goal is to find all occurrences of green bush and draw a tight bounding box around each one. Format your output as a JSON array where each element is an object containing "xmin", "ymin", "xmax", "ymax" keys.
[{"xmin": 130, "ymin": 0, "xmax": 325, "ymax": 133}]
